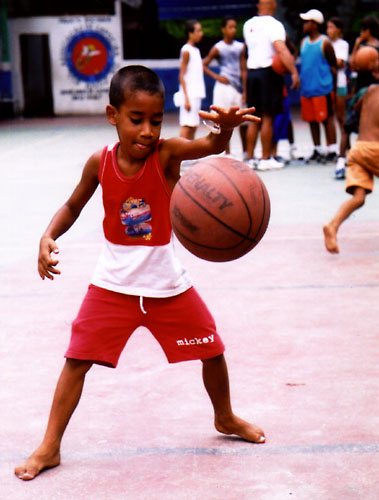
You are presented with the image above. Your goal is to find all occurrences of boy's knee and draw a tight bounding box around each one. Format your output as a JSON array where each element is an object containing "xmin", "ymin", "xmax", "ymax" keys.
[
  {"xmin": 65, "ymin": 358, "xmax": 93, "ymax": 374},
  {"xmin": 352, "ymin": 187, "xmax": 366, "ymax": 207}
]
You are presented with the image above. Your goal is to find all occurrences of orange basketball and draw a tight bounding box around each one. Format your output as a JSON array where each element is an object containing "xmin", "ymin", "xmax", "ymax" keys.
[
  {"xmin": 354, "ymin": 46, "xmax": 379, "ymax": 71},
  {"xmin": 271, "ymin": 54, "xmax": 287, "ymax": 75},
  {"xmin": 170, "ymin": 157, "xmax": 270, "ymax": 262}
]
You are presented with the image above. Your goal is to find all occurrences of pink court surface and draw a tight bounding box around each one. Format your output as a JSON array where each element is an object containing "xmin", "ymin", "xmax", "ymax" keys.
[{"xmin": 1, "ymin": 112, "xmax": 378, "ymax": 499}]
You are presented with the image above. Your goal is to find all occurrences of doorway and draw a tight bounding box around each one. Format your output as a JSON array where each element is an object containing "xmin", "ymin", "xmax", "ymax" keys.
[{"xmin": 20, "ymin": 34, "xmax": 53, "ymax": 117}]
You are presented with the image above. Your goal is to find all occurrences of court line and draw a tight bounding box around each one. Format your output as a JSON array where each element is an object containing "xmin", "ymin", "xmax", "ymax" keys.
[{"xmin": 59, "ymin": 442, "xmax": 379, "ymax": 460}]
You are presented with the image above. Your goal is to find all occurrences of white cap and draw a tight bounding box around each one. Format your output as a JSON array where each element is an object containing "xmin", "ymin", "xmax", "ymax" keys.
[{"xmin": 300, "ymin": 9, "xmax": 324, "ymax": 24}]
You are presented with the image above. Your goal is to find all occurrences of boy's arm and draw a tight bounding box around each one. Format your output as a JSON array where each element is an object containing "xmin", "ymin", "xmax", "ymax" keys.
[
  {"xmin": 179, "ymin": 50, "xmax": 191, "ymax": 111},
  {"xmin": 273, "ymin": 39, "xmax": 299, "ymax": 90},
  {"xmin": 203, "ymin": 46, "xmax": 229, "ymax": 84},
  {"xmin": 160, "ymin": 106, "xmax": 260, "ymax": 188},
  {"xmin": 38, "ymin": 150, "xmax": 101, "ymax": 280}
]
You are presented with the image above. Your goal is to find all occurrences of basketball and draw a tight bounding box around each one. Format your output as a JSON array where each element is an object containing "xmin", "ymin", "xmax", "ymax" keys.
[
  {"xmin": 170, "ymin": 157, "xmax": 270, "ymax": 262},
  {"xmin": 271, "ymin": 54, "xmax": 287, "ymax": 75},
  {"xmin": 354, "ymin": 46, "xmax": 379, "ymax": 71}
]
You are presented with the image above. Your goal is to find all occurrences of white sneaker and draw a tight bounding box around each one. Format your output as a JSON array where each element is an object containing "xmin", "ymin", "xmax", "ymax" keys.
[
  {"xmin": 246, "ymin": 158, "xmax": 258, "ymax": 169},
  {"xmin": 257, "ymin": 157, "xmax": 284, "ymax": 171}
]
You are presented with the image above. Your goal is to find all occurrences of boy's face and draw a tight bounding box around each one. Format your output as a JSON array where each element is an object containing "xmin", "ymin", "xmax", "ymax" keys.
[
  {"xmin": 360, "ymin": 28, "xmax": 370, "ymax": 41},
  {"xmin": 107, "ymin": 90, "xmax": 164, "ymax": 160},
  {"xmin": 326, "ymin": 22, "xmax": 340, "ymax": 40},
  {"xmin": 222, "ymin": 20, "xmax": 237, "ymax": 40},
  {"xmin": 303, "ymin": 20, "xmax": 317, "ymax": 35},
  {"xmin": 190, "ymin": 23, "xmax": 203, "ymax": 44}
]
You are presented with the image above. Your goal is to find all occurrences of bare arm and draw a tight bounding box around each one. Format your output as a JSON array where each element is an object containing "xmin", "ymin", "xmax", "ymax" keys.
[
  {"xmin": 38, "ymin": 150, "xmax": 101, "ymax": 280},
  {"xmin": 203, "ymin": 46, "xmax": 229, "ymax": 84},
  {"xmin": 179, "ymin": 50, "xmax": 191, "ymax": 111},
  {"xmin": 159, "ymin": 106, "xmax": 260, "ymax": 189},
  {"xmin": 273, "ymin": 39, "xmax": 299, "ymax": 90}
]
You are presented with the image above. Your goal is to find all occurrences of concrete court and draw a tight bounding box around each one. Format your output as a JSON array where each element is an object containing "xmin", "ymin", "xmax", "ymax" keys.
[{"xmin": 0, "ymin": 111, "xmax": 378, "ymax": 500}]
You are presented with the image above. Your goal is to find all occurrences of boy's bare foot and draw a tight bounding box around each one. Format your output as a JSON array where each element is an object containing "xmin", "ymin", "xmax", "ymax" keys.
[
  {"xmin": 215, "ymin": 414, "xmax": 265, "ymax": 443},
  {"xmin": 323, "ymin": 223, "xmax": 339, "ymax": 254},
  {"xmin": 14, "ymin": 446, "xmax": 61, "ymax": 481}
]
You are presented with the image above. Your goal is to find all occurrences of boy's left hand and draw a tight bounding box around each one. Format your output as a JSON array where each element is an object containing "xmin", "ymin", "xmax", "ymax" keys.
[{"xmin": 199, "ymin": 105, "xmax": 261, "ymax": 131}]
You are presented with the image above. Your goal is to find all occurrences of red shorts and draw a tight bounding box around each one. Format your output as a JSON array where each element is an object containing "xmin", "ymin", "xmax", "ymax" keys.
[
  {"xmin": 301, "ymin": 93, "xmax": 334, "ymax": 123},
  {"xmin": 66, "ymin": 285, "xmax": 225, "ymax": 367}
]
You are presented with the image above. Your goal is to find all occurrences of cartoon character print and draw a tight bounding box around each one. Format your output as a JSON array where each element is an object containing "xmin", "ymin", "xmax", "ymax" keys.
[{"xmin": 120, "ymin": 197, "xmax": 152, "ymax": 239}]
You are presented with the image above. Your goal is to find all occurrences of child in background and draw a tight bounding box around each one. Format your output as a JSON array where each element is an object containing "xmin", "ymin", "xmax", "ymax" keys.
[
  {"xmin": 203, "ymin": 16, "xmax": 247, "ymax": 158},
  {"xmin": 15, "ymin": 65, "xmax": 264, "ymax": 481},
  {"xmin": 323, "ymin": 84, "xmax": 379, "ymax": 253},
  {"xmin": 177, "ymin": 19, "xmax": 206, "ymax": 140}
]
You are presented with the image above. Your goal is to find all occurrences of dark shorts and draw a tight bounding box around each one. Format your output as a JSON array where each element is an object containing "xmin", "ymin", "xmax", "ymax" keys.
[
  {"xmin": 66, "ymin": 285, "xmax": 225, "ymax": 367},
  {"xmin": 246, "ymin": 67, "xmax": 284, "ymax": 116}
]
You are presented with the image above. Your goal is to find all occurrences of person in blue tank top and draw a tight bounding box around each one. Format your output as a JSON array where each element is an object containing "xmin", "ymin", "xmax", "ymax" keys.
[{"xmin": 299, "ymin": 9, "xmax": 338, "ymax": 164}]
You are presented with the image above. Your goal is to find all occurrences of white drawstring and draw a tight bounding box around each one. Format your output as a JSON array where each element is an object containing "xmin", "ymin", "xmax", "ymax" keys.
[{"xmin": 139, "ymin": 296, "xmax": 147, "ymax": 314}]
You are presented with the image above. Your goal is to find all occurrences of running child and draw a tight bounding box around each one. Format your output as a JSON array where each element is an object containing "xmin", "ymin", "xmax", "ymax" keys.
[
  {"xmin": 323, "ymin": 84, "xmax": 379, "ymax": 253},
  {"xmin": 15, "ymin": 65, "xmax": 264, "ymax": 481}
]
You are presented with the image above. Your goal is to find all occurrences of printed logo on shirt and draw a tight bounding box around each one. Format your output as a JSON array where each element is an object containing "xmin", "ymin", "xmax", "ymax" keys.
[
  {"xmin": 120, "ymin": 197, "xmax": 152, "ymax": 239},
  {"xmin": 176, "ymin": 335, "xmax": 214, "ymax": 346}
]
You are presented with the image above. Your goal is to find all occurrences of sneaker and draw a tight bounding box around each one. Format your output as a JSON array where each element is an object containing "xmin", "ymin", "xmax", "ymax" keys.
[
  {"xmin": 246, "ymin": 158, "xmax": 258, "ymax": 169},
  {"xmin": 324, "ymin": 152, "xmax": 338, "ymax": 163},
  {"xmin": 274, "ymin": 155, "xmax": 290, "ymax": 165},
  {"xmin": 289, "ymin": 146, "xmax": 304, "ymax": 161},
  {"xmin": 334, "ymin": 157, "xmax": 346, "ymax": 179},
  {"xmin": 306, "ymin": 150, "xmax": 325, "ymax": 164},
  {"xmin": 257, "ymin": 157, "xmax": 284, "ymax": 171}
]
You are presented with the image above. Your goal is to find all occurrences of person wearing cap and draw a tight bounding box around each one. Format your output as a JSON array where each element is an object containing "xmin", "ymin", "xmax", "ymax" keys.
[
  {"xmin": 299, "ymin": 9, "xmax": 338, "ymax": 164},
  {"xmin": 243, "ymin": 0, "xmax": 299, "ymax": 171}
]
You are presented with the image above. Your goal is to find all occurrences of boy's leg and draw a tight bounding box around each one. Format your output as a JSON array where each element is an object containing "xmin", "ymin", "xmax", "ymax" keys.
[
  {"xmin": 202, "ymin": 354, "xmax": 265, "ymax": 443},
  {"xmin": 180, "ymin": 125, "xmax": 196, "ymax": 140},
  {"xmin": 323, "ymin": 186, "xmax": 366, "ymax": 253},
  {"xmin": 15, "ymin": 358, "xmax": 93, "ymax": 480},
  {"xmin": 246, "ymin": 120, "xmax": 259, "ymax": 159}
]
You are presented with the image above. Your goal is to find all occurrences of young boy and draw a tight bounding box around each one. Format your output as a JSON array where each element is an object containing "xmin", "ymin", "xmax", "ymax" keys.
[
  {"xmin": 177, "ymin": 19, "xmax": 206, "ymax": 140},
  {"xmin": 15, "ymin": 65, "xmax": 264, "ymax": 481},
  {"xmin": 323, "ymin": 84, "xmax": 379, "ymax": 253},
  {"xmin": 203, "ymin": 16, "xmax": 247, "ymax": 157}
]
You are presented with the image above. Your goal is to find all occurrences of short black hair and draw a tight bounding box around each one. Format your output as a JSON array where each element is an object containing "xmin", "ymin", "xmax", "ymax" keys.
[
  {"xmin": 185, "ymin": 19, "xmax": 199, "ymax": 39},
  {"xmin": 328, "ymin": 17, "xmax": 343, "ymax": 32},
  {"xmin": 109, "ymin": 65, "xmax": 165, "ymax": 109},
  {"xmin": 221, "ymin": 16, "xmax": 236, "ymax": 28},
  {"xmin": 361, "ymin": 15, "xmax": 379, "ymax": 38}
]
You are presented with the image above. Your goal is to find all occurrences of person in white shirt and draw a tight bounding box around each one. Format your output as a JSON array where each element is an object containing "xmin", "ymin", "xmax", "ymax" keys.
[
  {"xmin": 327, "ymin": 17, "xmax": 350, "ymax": 179},
  {"xmin": 177, "ymin": 20, "xmax": 206, "ymax": 140},
  {"xmin": 243, "ymin": 0, "xmax": 299, "ymax": 171}
]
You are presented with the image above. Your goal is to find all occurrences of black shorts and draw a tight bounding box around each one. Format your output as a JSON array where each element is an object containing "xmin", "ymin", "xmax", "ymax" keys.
[{"xmin": 246, "ymin": 67, "xmax": 284, "ymax": 116}]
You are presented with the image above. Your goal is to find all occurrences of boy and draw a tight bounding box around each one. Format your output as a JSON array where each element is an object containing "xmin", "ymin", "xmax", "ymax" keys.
[
  {"xmin": 15, "ymin": 65, "xmax": 264, "ymax": 481},
  {"xmin": 203, "ymin": 16, "xmax": 247, "ymax": 158},
  {"xmin": 299, "ymin": 9, "xmax": 338, "ymax": 164},
  {"xmin": 177, "ymin": 19, "xmax": 205, "ymax": 140},
  {"xmin": 323, "ymin": 84, "xmax": 379, "ymax": 253}
]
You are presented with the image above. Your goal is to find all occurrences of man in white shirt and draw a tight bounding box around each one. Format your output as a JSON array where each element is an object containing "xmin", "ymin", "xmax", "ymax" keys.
[{"xmin": 243, "ymin": 0, "xmax": 299, "ymax": 170}]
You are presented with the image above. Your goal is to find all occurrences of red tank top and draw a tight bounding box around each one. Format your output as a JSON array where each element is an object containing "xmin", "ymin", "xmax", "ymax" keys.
[{"xmin": 99, "ymin": 142, "xmax": 172, "ymax": 246}]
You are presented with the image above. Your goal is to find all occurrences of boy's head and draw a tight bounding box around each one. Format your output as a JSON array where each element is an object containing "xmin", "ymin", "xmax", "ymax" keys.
[
  {"xmin": 221, "ymin": 16, "xmax": 237, "ymax": 41},
  {"xmin": 300, "ymin": 9, "xmax": 324, "ymax": 35},
  {"xmin": 185, "ymin": 19, "xmax": 203, "ymax": 44},
  {"xmin": 109, "ymin": 65, "xmax": 165, "ymax": 110},
  {"xmin": 360, "ymin": 16, "xmax": 379, "ymax": 40},
  {"xmin": 327, "ymin": 17, "xmax": 343, "ymax": 40}
]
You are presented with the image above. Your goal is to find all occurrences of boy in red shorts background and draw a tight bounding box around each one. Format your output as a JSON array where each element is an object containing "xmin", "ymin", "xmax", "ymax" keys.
[
  {"xmin": 299, "ymin": 9, "xmax": 338, "ymax": 164},
  {"xmin": 15, "ymin": 65, "xmax": 264, "ymax": 481}
]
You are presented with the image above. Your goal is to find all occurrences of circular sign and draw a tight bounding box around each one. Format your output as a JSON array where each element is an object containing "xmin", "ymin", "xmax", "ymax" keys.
[{"xmin": 65, "ymin": 30, "xmax": 114, "ymax": 83}]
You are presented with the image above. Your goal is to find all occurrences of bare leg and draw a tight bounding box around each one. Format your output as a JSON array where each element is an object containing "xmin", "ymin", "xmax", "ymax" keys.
[
  {"xmin": 15, "ymin": 359, "xmax": 93, "ymax": 480},
  {"xmin": 339, "ymin": 129, "xmax": 350, "ymax": 157},
  {"xmin": 323, "ymin": 187, "xmax": 366, "ymax": 253},
  {"xmin": 324, "ymin": 115, "xmax": 337, "ymax": 146},
  {"xmin": 202, "ymin": 354, "xmax": 265, "ymax": 443},
  {"xmin": 180, "ymin": 126, "xmax": 196, "ymax": 140},
  {"xmin": 309, "ymin": 121, "xmax": 321, "ymax": 147},
  {"xmin": 260, "ymin": 113, "xmax": 274, "ymax": 160},
  {"xmin": 239, "ymin": 124, "xmax": 248, "ymax": 154},
  {"xmin": 246, "ymin": 120, "xmax": 260, "ymax": 159}
]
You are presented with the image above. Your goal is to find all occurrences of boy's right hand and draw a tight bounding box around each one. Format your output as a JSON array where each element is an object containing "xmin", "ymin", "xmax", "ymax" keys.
[{"xmin": 38, "ymin": 237, "xmax": 61, "ymax": 280}]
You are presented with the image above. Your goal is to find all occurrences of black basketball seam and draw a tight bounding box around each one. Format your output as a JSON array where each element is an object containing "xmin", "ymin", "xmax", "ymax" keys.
[
  {"xmin": 172, "ymin": 220, "xmax": 250, "ymax": 252},
  {"xmin": 176, "ymin": 171, "xmax": 261, "ymax": 244}
]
